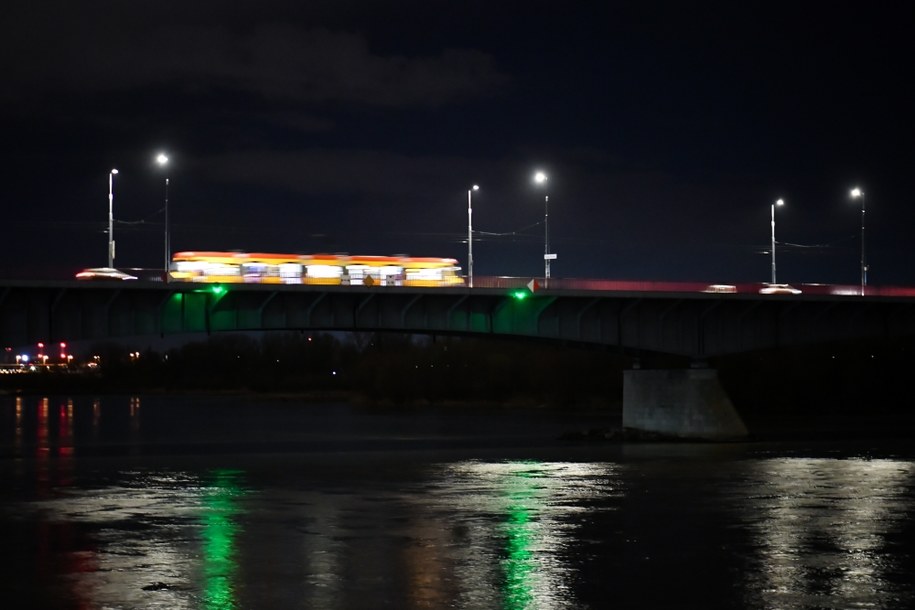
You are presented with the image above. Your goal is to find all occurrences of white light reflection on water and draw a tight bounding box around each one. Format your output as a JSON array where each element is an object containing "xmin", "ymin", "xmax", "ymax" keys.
[
  {"xmin": 741, "ymin": 457, "xmax": 915, "ymax": 609},
  {"xmin": 16, "ymin": 469, "xmax": 247, "ymax": 610},
  {"xmin": 423, "ymin": 460, "xmax": 621, "ymax": 610}
]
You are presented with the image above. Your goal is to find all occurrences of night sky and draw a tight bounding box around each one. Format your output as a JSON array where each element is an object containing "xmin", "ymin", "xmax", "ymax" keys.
[{"xmin": 3, "ymin": 1, "xmax": 914, "ymax": 286}]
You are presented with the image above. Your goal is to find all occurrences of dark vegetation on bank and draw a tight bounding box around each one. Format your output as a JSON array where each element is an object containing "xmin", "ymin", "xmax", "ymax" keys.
[
  {"xmin": 714, "ymin": 336, "xmax": 915, "ymax": 434},
  {"xmin": 3, "ymin": 332, "xmax": 914, "ymax": 425},
  {"xmin": 1, "ymin": 332, "xmax": 626, "ymax": 410}
]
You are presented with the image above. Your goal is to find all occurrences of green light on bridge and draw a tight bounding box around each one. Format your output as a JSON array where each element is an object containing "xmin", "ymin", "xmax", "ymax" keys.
[
  {"xmin": 510, "ymin": 289, "xmax": 531, "ymax": 301},
  {"xmin": 191, "ymin": 284, "xmax": 228, "ymax": 296}
]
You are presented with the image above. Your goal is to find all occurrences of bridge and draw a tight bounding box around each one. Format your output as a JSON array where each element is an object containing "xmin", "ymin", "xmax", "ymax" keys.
[
  {"xmin": 3, "ymin": 277, "xmax": 915, "ymax": 440},
  {"xmin": 3, "ymin": 278, "xmax": 915, "ymax": 356}
]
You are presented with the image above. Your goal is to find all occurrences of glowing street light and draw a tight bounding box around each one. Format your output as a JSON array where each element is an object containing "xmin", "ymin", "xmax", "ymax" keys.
[
  {"xmin": 467, "ymin": 184, "xmax": 479, "ymax": 287},
  {"xmin": 851, "ymin": 187, "xmax": 866, "ymax": 295},
  {"xmin": 156, "ymin": 153, "xmax": 170, "ymax": 281},
  {"xmin": 108, "ymin": 169, "xmax": 118, "ymax": 268},
  {"xmin": 770, "ymin": 198, "xmax": 785, "ymax": 284},
  {"xmin": 533, "ymin": 170, "xmax": 554, "ymax": 279},
  {"xmin": 851, "ymin": 187, "xmax": 867, "ymax": 295}
]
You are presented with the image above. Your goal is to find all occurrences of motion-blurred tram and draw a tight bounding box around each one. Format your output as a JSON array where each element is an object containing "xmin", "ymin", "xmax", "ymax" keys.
[{"xmin": 168, "ymin": 251, "xmax": 465, "ymax": 287}]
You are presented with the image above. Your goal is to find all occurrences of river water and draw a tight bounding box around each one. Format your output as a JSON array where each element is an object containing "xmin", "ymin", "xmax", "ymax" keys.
[{"xmin": 1, "ymin": 394, "xmax": 913, "ymax": 609}]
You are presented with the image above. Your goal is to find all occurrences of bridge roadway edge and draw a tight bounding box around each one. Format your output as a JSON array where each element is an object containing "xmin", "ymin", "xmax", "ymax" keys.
[{"xmin": 3, "ymin": 280, "xmax": 915, "ymax": 440}]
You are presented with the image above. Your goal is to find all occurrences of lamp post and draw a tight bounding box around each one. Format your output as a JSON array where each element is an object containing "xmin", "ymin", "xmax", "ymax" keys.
[
  {"xmin": 770, "ymin": 198, "xmax": 784, "ymax": 284},
  {"xmin": 851, "ymin": 187, "xmax": 866, "ymax": 295},
  {"xmin": 108, "ymin": 169, "xmax": 118, "ymax": 268},
  {"xmin": 156, "ymin": 153, "xmax": 169, "ymax": 282},
  {"xmin": 533, "ymin": 170, "xmax": 552, "ymax": 279},
  {"xmin": 467, "ymin": 184, "xmax": 479, "ymax": 287}
]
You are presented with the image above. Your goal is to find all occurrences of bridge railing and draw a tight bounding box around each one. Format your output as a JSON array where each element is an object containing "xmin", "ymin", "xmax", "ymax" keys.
[
  {"xmin": 470, "ymin": 276, "xmax": 915, "ymax": 297},
  {"xmin": 469, "ymin": 276, "xmax": 716, "ymax": 292}
]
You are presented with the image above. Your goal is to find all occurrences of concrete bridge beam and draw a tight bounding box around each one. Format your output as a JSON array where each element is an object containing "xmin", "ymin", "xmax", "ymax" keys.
[{"xmin": 622, "ymin": 367, "xmax": 749, "ymax": 440}]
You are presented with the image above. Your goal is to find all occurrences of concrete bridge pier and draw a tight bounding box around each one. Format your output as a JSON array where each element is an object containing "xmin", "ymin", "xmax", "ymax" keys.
[{"xmin": 622, "ymin": 365, "xmax": 748, "ymax": 440}]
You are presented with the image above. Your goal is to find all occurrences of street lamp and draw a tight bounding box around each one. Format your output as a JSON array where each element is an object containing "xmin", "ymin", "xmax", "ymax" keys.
[
  {"xmin": 467, "ymin": 184, "xmax": 479, "ymax": 287},
  {"xmin": 533, "ymin": 170, "xmax": 554, "ymax": 279},
  {"xmin": 156, "ymin": 153, "xmax": 169, "ymax": 282},
  {"xmin": 851, "ymin": 187, "xmax": 866, "ymax": 295},
  {"xmin": 108, "ymin": 169, "xmax": 118, "ymax": 268},
  {"xmin": 770, "ymin": 198, "xmax": 784, "ymax": 284}
]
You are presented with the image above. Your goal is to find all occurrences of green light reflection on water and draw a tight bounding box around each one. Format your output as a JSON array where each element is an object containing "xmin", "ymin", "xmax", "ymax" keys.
[
  {"xmin": 501, "ymin": 462, "xmax": 540, "ymax": 610},
  {"xmin": 201, "ymin": 469, "xmax": 246, "ymax": 610}
]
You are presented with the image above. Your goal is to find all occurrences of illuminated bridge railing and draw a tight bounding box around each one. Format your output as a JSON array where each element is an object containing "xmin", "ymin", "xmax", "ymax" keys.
[
  {"xmin": 34, "ymin": 266, "xmax": 915, "ymax": 298},
  {"xmin": 469, "ymin": 276, "xmax": 915, "ymax": 298}
]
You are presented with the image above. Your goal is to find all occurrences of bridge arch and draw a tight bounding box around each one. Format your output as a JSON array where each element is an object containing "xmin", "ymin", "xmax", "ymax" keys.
[{"xmin": 3, "ymin": 281, "xmax": 915, "ymax": 356}]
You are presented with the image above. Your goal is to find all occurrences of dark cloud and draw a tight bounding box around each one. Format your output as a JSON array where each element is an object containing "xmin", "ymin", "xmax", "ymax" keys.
[{"xmin": 2, "ymin": 11, "xmax": 507, "ymax": 108}]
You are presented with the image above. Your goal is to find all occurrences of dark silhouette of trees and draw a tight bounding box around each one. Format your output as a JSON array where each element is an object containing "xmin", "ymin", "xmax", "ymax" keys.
[
  {"xmin": 22, "ymin": 331, "xmax": 628, "ymax": 408},
  {"xmin": 7, "ymin": 330, "xmax": 911, "ymax": 422}
]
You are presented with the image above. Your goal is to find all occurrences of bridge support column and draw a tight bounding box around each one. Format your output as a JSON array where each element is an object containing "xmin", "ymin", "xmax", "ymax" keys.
[{"xmin": 622, "ymin": 367, "xmax": 748, "ymax": 440}]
